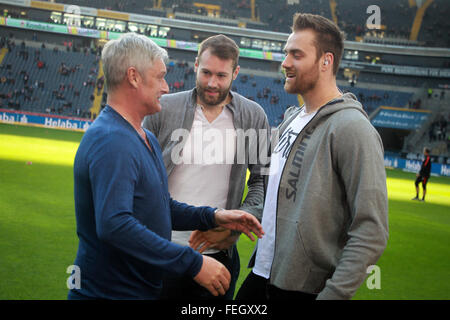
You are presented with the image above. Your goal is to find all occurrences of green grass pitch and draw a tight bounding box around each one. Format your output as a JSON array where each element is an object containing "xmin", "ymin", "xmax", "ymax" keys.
[{"xmin": 0, "ymin": 123, "xmax": 449, "ymax": 300}]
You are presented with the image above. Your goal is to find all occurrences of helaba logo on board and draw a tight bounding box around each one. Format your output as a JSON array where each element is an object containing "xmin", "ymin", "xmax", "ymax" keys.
[
  {"xmin": 0, "ymin": 112, "xmax": 15, "ymax": 123},
  {"xmin": 384, "ymin": 157, "xmax": 398, "ymax": 168},
  {"xmin": 44, "ymin": 117, "xmax": 79, "ymax": 129},
  {"xmin": 405, "ymin": 160, "xmax": 421, "ymax": 172},
  {"xmin": 82, "ymin": 122, "xmax": 91, "ymax": 131},
  {"xmin": 441, "ymin": 165, "xmax": 450, "ymax": 176}
]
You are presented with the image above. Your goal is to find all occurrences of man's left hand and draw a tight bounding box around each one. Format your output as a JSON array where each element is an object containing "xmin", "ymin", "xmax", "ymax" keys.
[{"xmin": 214, "ymin": 209, "xmax": 264, "ymax": 241}]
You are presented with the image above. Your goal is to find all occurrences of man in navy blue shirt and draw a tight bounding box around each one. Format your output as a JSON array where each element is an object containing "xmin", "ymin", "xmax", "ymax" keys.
[{"xmin": 68, "ymin": 33, "xmax": 264, "ymax": 300}]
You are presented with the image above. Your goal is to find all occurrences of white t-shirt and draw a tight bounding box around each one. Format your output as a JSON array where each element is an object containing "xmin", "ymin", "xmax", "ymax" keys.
[
  {"xmin": 253, "ymin": 108, "xmax": 317, "ymax": 279},
  {"xmin": 169, "ymin": 105, "xmax": 236, "ymax": 254}
]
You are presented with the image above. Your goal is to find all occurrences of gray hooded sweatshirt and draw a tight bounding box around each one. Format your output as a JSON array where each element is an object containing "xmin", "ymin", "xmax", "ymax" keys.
[{"xmin": 250, "ymin": 92, "xmax": 389, "ymax": 300}]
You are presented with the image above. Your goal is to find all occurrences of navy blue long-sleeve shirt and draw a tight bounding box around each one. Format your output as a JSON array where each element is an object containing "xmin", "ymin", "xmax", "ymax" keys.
[{"xmin": 69, "ymin": 106, "xmax": 217, "ymax": 299}]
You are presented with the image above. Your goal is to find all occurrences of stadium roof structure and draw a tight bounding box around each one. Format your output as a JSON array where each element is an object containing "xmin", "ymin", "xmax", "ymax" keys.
[{"xmin": 1, "ymin": 0, "xmax": 449, "ymax": 58}]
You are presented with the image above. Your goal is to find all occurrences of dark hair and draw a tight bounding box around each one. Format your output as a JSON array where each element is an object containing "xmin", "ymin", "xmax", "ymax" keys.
[
  {"xmin": 291, "ymin": 13, "xmax": 344, "ymax": 75},
  {"xmin": 424, "ymin": 148, "xmax": 430, "ymax": 154},
  {"xmin": 197, "ymin": 34, "xmax": 239, "ymax": 71}
]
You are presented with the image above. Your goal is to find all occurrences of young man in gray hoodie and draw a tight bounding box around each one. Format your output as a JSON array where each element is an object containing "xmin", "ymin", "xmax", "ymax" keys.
[{"xmin": 236, "ymin": 13, "xmax": 389, "ymax": 300}]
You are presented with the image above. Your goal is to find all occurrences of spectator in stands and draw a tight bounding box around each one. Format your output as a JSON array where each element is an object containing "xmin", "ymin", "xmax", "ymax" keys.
[
  {"xmin": 436, "ymin": 124, "xmax": 443, "ymax": 141},
  {"xmin": 59, "ymin": 63, "xmax": 69, "ymax": 76},
  {"xmin": 270, "ymin": 95, "xmax": 279, "ymax": 104},
  {"xmin": 184, "ymin": 66, "xmax": 194, "ymax": 79},
  {"xmin": 415, "ymin": 99, "xmax": 422, "ymax": 109},
  {"xmin": 236, "ymin": 13, "xmax": 388, "ymax": 301},
  {"xmin": 412, "ymin": 148, "xmax": 432, "ymax": 202},
  {"xmin": 68, "ymin": 32, "xmax": 263, "ymax": 300},
  {"xmin": 143, "ymin": 34, "xmax": 269, "ymax": 301},
  {"xmin": 96, "ymin": 76, "xmax": 105, "ymax": 95},
  {"xmin": 167, "ymin": 61, "xmax": 175, "ymax": 73},
  {"xmin": 438, "ymin": 116, "xmax": 447, "ymax": 141},
  {"xmin": 63, "ymin": 101, "xmax": 72, "ymax": 109},
  {"xmin": 37, "ymin": 60, "xmax": 45, "ymax": 69}
]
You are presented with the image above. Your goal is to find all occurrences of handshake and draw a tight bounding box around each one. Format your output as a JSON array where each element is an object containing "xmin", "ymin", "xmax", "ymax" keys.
[{"xmin": 191, "ymin": 209, "xmax": 264, "ymax": 297}]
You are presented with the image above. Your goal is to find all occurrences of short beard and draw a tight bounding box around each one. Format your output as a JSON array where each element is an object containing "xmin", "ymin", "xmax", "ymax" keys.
[
  {"xmin": 196, "ymin": 80, "xmax": 231, "ymax": 108},
  {"xmin": 285, "ymin": 77, "xmax": 317, "ymax": 95},
  {"xmin": 285, "ymin": 60, "xmax": 320, "ymax": 95}
]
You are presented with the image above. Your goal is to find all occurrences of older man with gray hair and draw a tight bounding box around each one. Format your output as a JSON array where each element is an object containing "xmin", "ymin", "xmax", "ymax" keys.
[{"xmin": 68, "ymin": 33, "xmax": 264, "ymax": 300}]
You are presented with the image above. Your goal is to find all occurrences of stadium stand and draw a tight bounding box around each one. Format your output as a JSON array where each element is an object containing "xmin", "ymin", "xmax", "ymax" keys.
[
  {"xmin": 403, "ymin": 91, "xmax": 449, "ymax": 158},
  {"xmin": 51, "ymin": 0, "xmax": 449, "ymax": 48},
  {"xmin": 0, "ymin": 37, "xmax": 426, "ymax": 127},
  {"xmin": 56, "ymin": 0, "xmax": 167, "ymax": 17},
  {"xmin": 63, "ymin": 0, "xmax": 446, "ymax": 48},
  {"xmin": 335, "ymin": 0, "xmax": 416, "ymax": 43},
  {"xmin": 419, "ymin": 0, "xmax": 450, "ymax": 48},
  {"xmin": 254, "ymin": 0, "xmax": 333, "ymax": 33},
  {"xmin": 0, "ymin": 0, "xmax": 448, "ymax": 156},
  {"xmin": 340, "ymin": 86, "xmax": 414, "ymax": 115},
  {"xmin": 0, "ymin": 38, "xmax": 98, "ymax": 118},
  {"xmin": 162, "ymin": 59, "xmax": 415, "ymax": 126},
  {"xmin": 6, "ymin": 1, "xmax": 447, "ymax": 51}
]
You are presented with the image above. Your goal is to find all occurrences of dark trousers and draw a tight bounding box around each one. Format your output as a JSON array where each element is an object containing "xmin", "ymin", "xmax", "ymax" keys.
[
  {"xmin": 415, "ymin": 175, "xmax": 429, "ymax": 189},
  {"xmin": 236, "ymin": 271, "xmax": 317, "ymax": 300},
  {"xmin": 160, "ymin": 245, "xmax": 240, "ymax": 300}
]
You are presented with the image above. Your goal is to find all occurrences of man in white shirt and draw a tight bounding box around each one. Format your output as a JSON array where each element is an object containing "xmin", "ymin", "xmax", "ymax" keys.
[{"xmin": 143, "ymin": 35, "xmax": 271, "ymax": 299}]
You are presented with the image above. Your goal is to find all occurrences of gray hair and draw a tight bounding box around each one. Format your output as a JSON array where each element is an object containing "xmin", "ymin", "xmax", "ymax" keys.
[{"xmin": 101, "ymin": 32, "xmax": 168, "ymax": 92}]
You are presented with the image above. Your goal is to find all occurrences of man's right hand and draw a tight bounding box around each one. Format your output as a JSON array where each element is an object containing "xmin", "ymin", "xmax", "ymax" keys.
[
  {"xmin": 189, "ymin": 228, "xmax": 232, "ymax": 253},
  {"xmin": 193, "ymin": 255, "xmax": 230, "ymax": 296}
]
